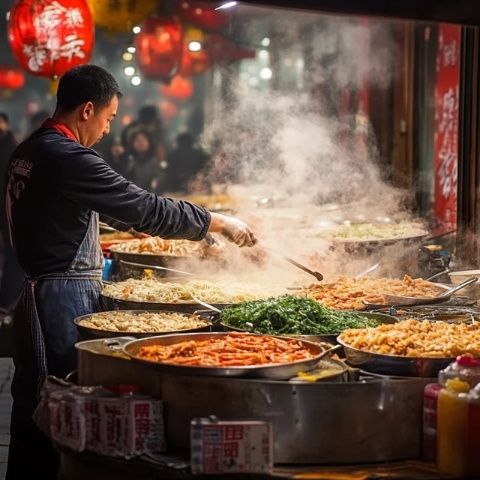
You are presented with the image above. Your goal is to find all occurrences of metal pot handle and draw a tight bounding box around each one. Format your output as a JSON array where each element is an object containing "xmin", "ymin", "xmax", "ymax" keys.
[{"xmin": 102, "ymin": 336, "xmax": 136, "ymax": 351}]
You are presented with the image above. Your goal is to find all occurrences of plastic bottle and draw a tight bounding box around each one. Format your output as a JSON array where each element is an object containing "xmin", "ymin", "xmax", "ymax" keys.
[
  {"xmin": 422, "ymin": 383, "xmax": 442, "ymax": 462},
  {"xmin": 466, "ymin": 383, "xmax": 480, "ymax": 476},
  {"xmin": 437, "ymin": 378, "xmax": 470, "ymax": 477},
  {"xmin": 438, "ymin": 354, "xmax": 480, "ymax": 388}
]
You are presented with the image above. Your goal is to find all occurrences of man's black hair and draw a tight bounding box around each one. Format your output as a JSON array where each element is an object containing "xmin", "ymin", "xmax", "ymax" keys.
[
  {"xmin": 56, "ymin": 64, "xmax": 122, "ymax": 112},
  {"xmin": 0, "ymin": 112, "xmax": 9, "ymax": 123}
]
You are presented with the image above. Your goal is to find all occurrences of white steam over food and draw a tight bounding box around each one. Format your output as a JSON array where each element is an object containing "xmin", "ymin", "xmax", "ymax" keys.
[{"xmin": 190, "ymin": 10, "xmax": 425, "ymax": 282}]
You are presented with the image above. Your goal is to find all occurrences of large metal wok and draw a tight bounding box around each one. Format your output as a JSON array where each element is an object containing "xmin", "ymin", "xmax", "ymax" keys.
[
  {"xmin": 100, "ymin": 293, "xmax": 232, "ymax": 313},
  {"xmin": 122, "ymin": 332, "xmax": 329, "ymax": 380},
  {"xmin": 109, "ymin": 250, "xmax": 196, "ymax": 268},
  {"xmin": 74, "ymin": 310, "xmax": 212, "ymax": 340},
  {"xmin": 337, "ymin": 338, "xmax": 454, "ymax": 377}
]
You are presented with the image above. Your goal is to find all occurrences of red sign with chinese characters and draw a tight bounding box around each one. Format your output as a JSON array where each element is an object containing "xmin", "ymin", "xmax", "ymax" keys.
[
  {"xmin": 433, "ymin": 24, "xmax": 461, "ymax": 234},
  {"xmin": 7, "ymin": 0, "xmax": 94, "ymax": 78}
]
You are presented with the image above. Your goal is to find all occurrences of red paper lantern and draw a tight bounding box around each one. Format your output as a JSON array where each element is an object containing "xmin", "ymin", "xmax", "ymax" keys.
[
  {"xmin": 8, "ymin": 0, "xmax": 94, "ymax": 79},
  {"xmin": 161, "ymin": 74, "xmax": 193, "ymax": 101},
  {"xmin": 135, "ymin": 16, "xmax": 184, "ymax": 84},
  {"xmin": 177, "ymin": 1, "xmax": 229, "ymax": 30},
  {"xmin": 0, "ymin": 67, "xmax": 26, "ymax": 90}
]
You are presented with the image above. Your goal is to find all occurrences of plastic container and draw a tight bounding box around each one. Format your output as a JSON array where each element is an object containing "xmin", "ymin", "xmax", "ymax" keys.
[
  {"xmin": 422, "ymin": 383, "xmax": 442, "ymax": 462},
  {"xmin": 102, "ymin": 258, "xmax": 113, "ymax": 282},
  {"xmin": 466, "ymin": 384, "xmax": 480, "ymax": 476},
  {"xmin": 437, "ymin": 378, "xmax": 470, "ymax": 477},
  {"xmin": 438, "ymin": 354, "xmax": 480, "ymax": 388}
]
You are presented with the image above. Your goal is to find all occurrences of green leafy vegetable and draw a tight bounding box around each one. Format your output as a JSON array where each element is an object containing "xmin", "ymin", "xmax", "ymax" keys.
[{"xmin": 221, "ymin": 295, "xmax": 380, "ymax": 335}]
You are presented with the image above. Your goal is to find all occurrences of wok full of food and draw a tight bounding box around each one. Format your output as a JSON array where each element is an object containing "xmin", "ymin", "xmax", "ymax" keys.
[
  {"xmin": 134, "ymin": 332, "xmax": 318, "ymax": 367},
  {"xmin": 76, "ymin": 310, "xmax": 209, "ymax": 334},
  {"xmin": 220, "ymin": 295, "xmax": 383, "ymax": 335},
  {"xmin": 110, "ymin": 236, "xmax": 206, "ymax": 257},
  {"xmin": 302, "ymin": 275, "xmax": 443, "ymax": 310},
  {"xmin": 338, "ymin": 319, "xmax": 480, "ymax": 358},
  {"xmin": 102, "ymin": 278, "xmax": 284, "ymax": 304}
]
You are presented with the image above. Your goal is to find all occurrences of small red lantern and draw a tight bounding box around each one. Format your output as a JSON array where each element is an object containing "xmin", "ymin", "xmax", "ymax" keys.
[
  {"xmin": 135, "ymin": 16, "xmax": 183, "ymax": 84},
  {"xmin": 161, "ymin": 74, "xmax": 193, "ymax": 101},
  {"xmin": 7, "ymin": 0, "xmax": 94, "ymax": 78},
  {"xmin": 0, "ymin": 67, "xmax": 26, "ymax": 90},
  {"xmin": 177, "ymin": 1, "xmax": 230, "ymax": 30}
]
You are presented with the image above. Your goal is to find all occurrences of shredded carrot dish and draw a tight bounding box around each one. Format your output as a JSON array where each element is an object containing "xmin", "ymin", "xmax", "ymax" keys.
[{"xmin": 136, "ymin": 333, "xmax": 317, "ymax": 367}]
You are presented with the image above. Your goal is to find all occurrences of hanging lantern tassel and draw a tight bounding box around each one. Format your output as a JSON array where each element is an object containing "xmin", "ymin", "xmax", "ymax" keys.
[{"xmin": 50, "ymin": 77, "xmax": 60, "ymax": 95}]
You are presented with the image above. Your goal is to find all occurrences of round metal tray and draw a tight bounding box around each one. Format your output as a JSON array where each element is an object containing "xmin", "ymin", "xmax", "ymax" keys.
[
  {"xmin": 122, "ymin": 332, "xmax": 327, "ymax": 380},
  {"xmin": 337, "ymin": 338, "xmax": 454, "ymax": 377},
  {"xmin": 100, "ymin": 294, "xmax": 232, "ymax": 313},
  {"xmin": 74, "ymin": 310, "xmax": 212, "ymax": 339}
]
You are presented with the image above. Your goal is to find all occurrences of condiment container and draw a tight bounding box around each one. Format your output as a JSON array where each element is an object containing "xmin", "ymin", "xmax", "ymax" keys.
[
  {"xmin": 466, "ymin": 383, "xmax": 480, "ymax": 476},
  {"xmin": 438, "ymin": 354, "xmax": 480, "ymax": 388},
  {"xmin": 422, "ymin": 383, "xmax": 442, "ymax": 462},
  {"xmin": 437, "ymin": 378, "xmax": 470, "ymax": 477}
]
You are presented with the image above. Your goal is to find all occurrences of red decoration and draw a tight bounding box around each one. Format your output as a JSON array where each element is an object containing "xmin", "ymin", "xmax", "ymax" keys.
[
  {"xmin": 7, "ymin": 0, "xmax": 94, "ymax": 78},
  {"xmin": 433, "ymin": 24, "xmax": 461, "ymax": 234},
  {"xmin": 205, "ymin": 33, "xmax": 255, "ymax": 63},
  {"xmin": 180, "ymin": 44, "xmax": 210, "ymax": 76},
  {"xmin": 177, "ymin": 1, "xmax": 229, "ymax": 30},
  {"xmin": 161, "ymin": 74, "xmax": 193, "ymax": 101},
  {"xmin": 0, "ymin": 66, "xmax": 26, "ymax": 90},
  {"xmin": 135, "ymin": 16, "xmax": 184, "ymax": 84}
]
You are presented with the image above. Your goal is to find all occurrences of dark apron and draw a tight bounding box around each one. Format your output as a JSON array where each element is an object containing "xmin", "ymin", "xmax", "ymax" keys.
[{"xmin": 7, "ymin": 211, "xmax": 103, "ymax": 480}]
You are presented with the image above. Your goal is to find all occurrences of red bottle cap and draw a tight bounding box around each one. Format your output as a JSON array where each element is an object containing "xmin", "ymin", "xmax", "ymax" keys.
[{"xmin": 456, "ymin": 354, "xmax": 480, "ymax": 368}]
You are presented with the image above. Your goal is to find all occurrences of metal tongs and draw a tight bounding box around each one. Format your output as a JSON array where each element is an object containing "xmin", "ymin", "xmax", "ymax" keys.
[
  {"xmin": 364, "ymin": 276, "xmax": 478, "ymax": 307},
  {"xmin": 261, "ymin": 246, "xmax": 323, "ymax": 282}
]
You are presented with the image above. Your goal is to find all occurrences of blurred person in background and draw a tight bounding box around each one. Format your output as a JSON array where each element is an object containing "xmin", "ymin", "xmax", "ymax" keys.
[
  {"xmin": 121, "ymin": 104, "xmax": 167, "ymax": 167},
  {"xmin": 167, "ymin": 132, "xmax": 210, "ymax": 192},
  {"xmin": 0, "ymin": 112, "xmax": 23, "ymax": 318},
  {"xmin": 29, "ymin": 110, "xmax": 50, "ymax": 134},
  {"xmin": 124, "ymin": 129, "xmax": 166, "ymax": 193}
]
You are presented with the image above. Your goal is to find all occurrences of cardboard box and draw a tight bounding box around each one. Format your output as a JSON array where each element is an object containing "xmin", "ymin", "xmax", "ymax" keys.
[{"xmin": 191, "ymin": 417, "xmax": 273, "ymax": 475}]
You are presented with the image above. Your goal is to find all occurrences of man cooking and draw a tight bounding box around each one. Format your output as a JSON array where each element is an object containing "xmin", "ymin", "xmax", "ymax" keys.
[{"xmin": 5, "ymin": 64, "xmax": 257, "ymax": 479}]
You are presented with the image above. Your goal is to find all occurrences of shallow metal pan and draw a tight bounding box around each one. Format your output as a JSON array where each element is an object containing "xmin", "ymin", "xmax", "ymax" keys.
[
  {"xmin": 330, "ymin": 232, "xmax": 429, "ymax": 253},
  {"xmin": 337, "ymin": 338, "xmax": 454, "ymax": 377},
  {"xmin": 122, "ymin": 332, "xmax": 327, "ymax": 380},
  {"xmin": 100, "ymin": 294, "xmax": 232, "ymax": 313},
  {"xmin": 109, "ymin": 250, "xmax": 195, "ymax": 267},
  {"xmin": 74, "ymin": 310, "xmax": 212, "ymax": 340}
]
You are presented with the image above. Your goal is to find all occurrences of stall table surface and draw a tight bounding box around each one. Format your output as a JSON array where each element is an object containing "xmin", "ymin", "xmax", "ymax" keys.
[{"xmin": 58, "ymin": 448, "xmax": 454, "ymax": 480}]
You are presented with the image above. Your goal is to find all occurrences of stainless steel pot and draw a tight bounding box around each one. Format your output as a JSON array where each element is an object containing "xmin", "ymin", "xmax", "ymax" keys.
[{"xmin": 75, "ymin": 337, "xmax": 431, "ymax": 464}]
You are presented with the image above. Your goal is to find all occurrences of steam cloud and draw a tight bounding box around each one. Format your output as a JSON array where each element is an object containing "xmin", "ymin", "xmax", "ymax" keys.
[{"xmin": 191, "ymin": 11, "xmax": 422, "ymax": 282}]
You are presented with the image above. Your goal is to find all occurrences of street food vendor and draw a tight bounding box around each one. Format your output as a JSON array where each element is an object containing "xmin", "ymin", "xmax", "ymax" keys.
[{"xmin": 4, "ymin": 64, "xmax": 257, "ymax": 480}]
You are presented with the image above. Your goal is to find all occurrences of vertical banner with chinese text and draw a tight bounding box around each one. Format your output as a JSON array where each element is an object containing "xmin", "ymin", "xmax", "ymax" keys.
[{"xmin": 433, "ymin": 24, "xmax": 461, "ymax": 234}]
